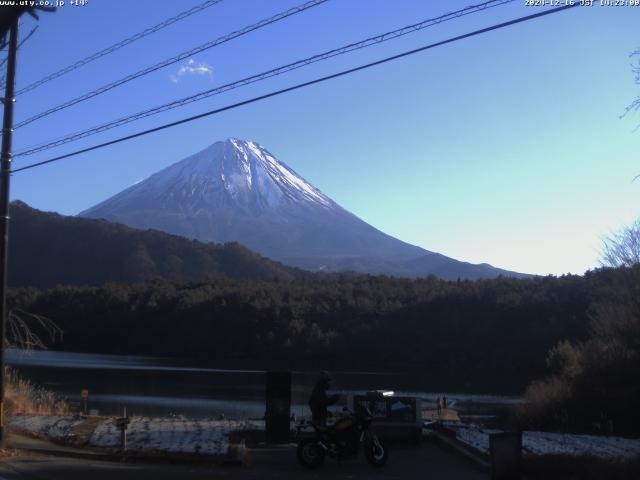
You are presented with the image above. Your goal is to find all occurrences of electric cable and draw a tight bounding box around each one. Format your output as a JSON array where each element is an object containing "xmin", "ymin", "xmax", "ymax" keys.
[
  {"xmin": 4, "ymin": 0, "xmax": 225, "ymax": 94},
  {"xmin": 11, "ymin": 3, "xmax": 579, "ymax": 175},
  {"xmin": 14, "ymin": 0, "xmax": 515, "ymax": 158},
  {"xmin": 13, "ymin": 0, "xmax": 329, "ymax": 130}
]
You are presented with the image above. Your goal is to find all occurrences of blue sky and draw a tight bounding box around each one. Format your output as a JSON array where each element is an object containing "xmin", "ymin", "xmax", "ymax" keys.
[{"xmin": 8, "ymin": 0, "xmax": 639, "ymax": 276}]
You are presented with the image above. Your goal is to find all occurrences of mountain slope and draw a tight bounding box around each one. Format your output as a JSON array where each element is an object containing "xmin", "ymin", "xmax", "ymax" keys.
[
  {"xmin": 81, "ymin": 138, "xmax": 528, "ymax": 279},
  {"xmin": 9, "ymin": 201, "xmax": 300, "ymax": 288}
]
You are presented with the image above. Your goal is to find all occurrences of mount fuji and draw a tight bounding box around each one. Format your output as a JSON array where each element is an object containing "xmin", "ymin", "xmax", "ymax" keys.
[{"xmin": 80, "ymin": 138, "xmax": 527, "ymax": 279}]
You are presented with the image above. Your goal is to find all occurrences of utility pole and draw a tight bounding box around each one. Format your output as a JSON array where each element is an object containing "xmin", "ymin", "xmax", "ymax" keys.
[{"xmin": 0, "ymin": 15, "xmax": 19, "ymax": 444}]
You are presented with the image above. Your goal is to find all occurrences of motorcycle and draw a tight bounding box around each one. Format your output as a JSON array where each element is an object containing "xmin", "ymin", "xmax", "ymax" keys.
[{"xmin": 296, "ymin": 405, "xmax": 388, "ymax": 469}]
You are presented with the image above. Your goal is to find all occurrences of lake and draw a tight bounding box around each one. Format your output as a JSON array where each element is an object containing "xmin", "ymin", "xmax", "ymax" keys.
[{"xmin": 6, "ymin": 349, "xmax": 523, "ymax": 419}]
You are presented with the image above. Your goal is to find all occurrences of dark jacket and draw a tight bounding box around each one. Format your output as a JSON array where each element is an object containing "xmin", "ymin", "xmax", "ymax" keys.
[{"xmin": 308, "ymin": 379, "xmax": 339, "ymax": 425}]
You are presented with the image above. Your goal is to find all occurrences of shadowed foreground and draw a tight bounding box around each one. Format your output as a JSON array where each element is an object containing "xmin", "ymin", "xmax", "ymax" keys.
[{"xmin": 0, "ymin": 437, "xmax": 487, "ymax": 480}]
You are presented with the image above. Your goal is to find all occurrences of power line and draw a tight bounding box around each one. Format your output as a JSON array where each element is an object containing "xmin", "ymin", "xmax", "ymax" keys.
[
  {"xmin": 18, "ymin": 24, "xmax": 38, "ymax": 47},
  {"xmin": 0, "ymin": 25, "xmax": 38, "ymax": 84},
  {"xmin": 0, "ymin": 24, "xmax": 37, "ymax": 67},
  {"xmin": 13, "ymin": 0, "xmax": 329, "ymax": 130},
  {"xmin": 11, "ymin": 3, "xmax": 579, "ymax": 175},
  {"xmin": 4, "ymin": 0, "xmax": 225, "ymax": 94},
  {"xmin": 14, "ymin": 0, "xmax": 515, "ymax": 158}
]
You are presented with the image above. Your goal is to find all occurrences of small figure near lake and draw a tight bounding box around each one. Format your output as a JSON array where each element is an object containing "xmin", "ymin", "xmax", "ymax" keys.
[{"xmin": 308, "ymin": 371, "xmax": 340, "ymax": 427}]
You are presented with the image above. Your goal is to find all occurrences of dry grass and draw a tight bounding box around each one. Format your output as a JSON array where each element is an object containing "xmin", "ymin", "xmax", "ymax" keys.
[
  {"xmin": 0, "ymin": 446, "xmax": 29, "ymax": 459},
  {"xmin": 4, "ymin": 368, "xmax": 69, "ymax": 417}
]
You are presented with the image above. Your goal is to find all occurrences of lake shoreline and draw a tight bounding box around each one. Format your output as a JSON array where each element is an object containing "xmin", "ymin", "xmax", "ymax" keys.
[{"xmin": 7, "ymin": 349, "xmax": 524, "ymax": 420}]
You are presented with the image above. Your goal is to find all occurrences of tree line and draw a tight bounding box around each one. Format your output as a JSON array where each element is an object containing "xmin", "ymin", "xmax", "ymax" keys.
[{"xmin": 9, "ymin": 270, "xmax": 602, "ymax": 394}]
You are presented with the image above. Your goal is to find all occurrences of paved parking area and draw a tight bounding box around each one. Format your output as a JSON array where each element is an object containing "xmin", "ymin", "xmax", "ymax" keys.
[{"xmin": 0, "ymin": 441, "xmax": 487, "ymax": 480}]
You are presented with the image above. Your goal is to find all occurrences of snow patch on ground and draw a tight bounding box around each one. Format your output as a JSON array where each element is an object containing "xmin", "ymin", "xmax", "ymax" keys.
[
  {"xmin": 455, "ymin": 425, "xmax": 640, "ymax": 460},
  {"xmin": 12, "ymin": 416, "xmax": 265, "ymax": 458},
  {"xmin": 10, "ymin": 415, "xmax": 85, "ymax": 442},
  {"xmin": 455, "ymin": 425, "xmax": 498, "ymax": 454},
  {"xmin": 90, "ymin": 417, "xmax": 264, "ymax": 456},
  {"xmin": 523, "ymin": 431, "xmax": 640, "ymax": 459}
]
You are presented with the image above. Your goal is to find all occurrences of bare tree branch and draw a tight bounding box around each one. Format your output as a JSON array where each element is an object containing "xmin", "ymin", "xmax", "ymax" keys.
[
  {"xmin": 6, "ymin": 309, "xmax": 62, "ymax": 350},
  {"xmin": 621, "ymin": 49, "xmax": 640, "ymax": 124},
  {"xmin": 600, "ymin": 218, "xmax": 640, "ymax": 268}
]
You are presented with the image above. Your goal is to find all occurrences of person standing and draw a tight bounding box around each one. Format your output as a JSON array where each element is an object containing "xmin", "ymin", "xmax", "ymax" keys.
[{"xmin": 308, "ymin": 371, "xmax": 339, "ymax": 426}]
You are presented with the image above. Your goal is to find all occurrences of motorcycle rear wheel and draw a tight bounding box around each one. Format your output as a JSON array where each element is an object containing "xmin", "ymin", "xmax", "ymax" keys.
[
  {"xmin": 364, "ymin": 437, "xmax": 388, "ymax": 467},
  {"xmin": 297, "ymin": 439, "xmax": 326, "ymax": 469}
]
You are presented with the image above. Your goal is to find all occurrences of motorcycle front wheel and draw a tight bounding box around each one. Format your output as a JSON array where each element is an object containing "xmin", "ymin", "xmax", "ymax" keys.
[
  {"xmin": 297, "ymin": 439, "xmax": 326, "ymax": 469},
  {"xmin": 364, "ymin": 436, "xmax": 388, "ymax": 467}
]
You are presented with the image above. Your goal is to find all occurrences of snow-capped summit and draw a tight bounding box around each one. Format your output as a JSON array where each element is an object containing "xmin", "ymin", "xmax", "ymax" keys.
[
  {"xmin": 87, "ymin": 138, "xmax": 334, "ymax": 216},
  {"xmin": 224, "ymin": 138, "xmax": 333, "ymax": 209},
  {"xmin": 80, "ymin": 138, "xmax": 528, "ymax": 279}
]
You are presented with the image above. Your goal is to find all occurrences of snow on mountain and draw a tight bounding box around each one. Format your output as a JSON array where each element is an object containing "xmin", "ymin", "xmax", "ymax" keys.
[
  {"xmin": 89, "ymin": 138, "xmax": 333, "ymax": 215},
  {"xmin": 80, "ymin": 138, "xmax": 528, "ymax": 279}
]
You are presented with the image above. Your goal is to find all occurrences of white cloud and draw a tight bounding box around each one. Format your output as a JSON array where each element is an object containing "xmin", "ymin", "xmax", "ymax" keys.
[{"xmin": 170, "ymin": 58, "xmax": 214, "ymax": 83}]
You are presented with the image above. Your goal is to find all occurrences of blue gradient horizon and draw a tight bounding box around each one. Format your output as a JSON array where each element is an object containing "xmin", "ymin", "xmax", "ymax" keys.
[{"xmin": 9, "ymin": 0, "xmax": 640, "ymax": 276}]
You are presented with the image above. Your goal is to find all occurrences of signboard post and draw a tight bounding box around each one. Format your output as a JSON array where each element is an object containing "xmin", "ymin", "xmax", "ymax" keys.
[
  {"xmin": 350, "ymin": 393, "xmax": 419, "ymax": 423},
  {"xmin": 80, "ymin": 388, "xmax": 89, "ymax": 415},
  {"xmin": 116, "ymin": 407, "xmax": 130, "ymax": 451},
  {"xmin": 265, "ymin": 371, "xmax": 291, "ymax": 444}
]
